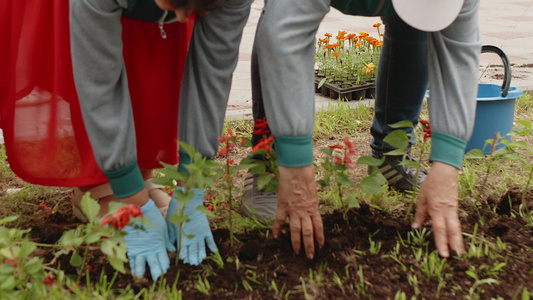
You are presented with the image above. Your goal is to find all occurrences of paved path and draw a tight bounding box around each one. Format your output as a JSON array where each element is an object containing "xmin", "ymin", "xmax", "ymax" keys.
[
  {"xmin": 225, "ymin": 0, "xmax": 533, "ymax": 120},
  {"xmin": 1, "ymin": 1, "xmax": 532, "ymax": 144}
]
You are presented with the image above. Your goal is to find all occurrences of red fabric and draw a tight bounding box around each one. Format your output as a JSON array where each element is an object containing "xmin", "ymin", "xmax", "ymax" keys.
[{"xmin": 0, "ymin": 1, "xmax": 193, "ymax": 187}]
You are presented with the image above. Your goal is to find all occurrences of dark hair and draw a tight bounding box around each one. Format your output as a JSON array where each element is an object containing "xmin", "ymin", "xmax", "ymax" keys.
[{"xmin": 168, "ymin": 0, "xmax": 228, "ymax": 15}]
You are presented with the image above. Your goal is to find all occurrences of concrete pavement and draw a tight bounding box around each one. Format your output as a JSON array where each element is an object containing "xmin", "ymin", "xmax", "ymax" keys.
[{"xmin": 225, "ymin": 0, "xmax": 533, "ymax": 120}]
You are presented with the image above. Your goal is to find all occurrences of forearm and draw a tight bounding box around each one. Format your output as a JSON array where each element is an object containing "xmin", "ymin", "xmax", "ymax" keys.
[
  {"xmin": 427, "ymin": 0, "xmax": 481, "ymax": 169},
  {"xmin": 254, "ymin": 0, "xmax": 330, "ymax": 167},
  {"xmin": 70, "ymin": 0, "xmax": 143, "ymax": 197}
]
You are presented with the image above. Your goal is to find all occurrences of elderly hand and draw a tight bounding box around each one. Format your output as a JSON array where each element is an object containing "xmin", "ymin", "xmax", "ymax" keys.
[
  {"xmin": 412, "ymin": 161, "xmax": 465, "ymax": 258},
  {"xmin": 273, "ymin": 165, "xmax": 325, "ymax": 259}
]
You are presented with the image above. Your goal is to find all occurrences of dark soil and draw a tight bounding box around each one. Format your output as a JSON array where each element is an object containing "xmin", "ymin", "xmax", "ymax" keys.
[{"xmin": 4, "ymin": 185, "xmax": 533, "ymax": 299}]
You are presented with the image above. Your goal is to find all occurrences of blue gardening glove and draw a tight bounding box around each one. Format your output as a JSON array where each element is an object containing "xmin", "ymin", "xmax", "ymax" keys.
[
  {"xmin": 167, "ymin": 186, "xmax": 218, "ymax": 265},
  {"xmin": 124, "ymin": 199, "xmax": 176, "ymax": 280}
]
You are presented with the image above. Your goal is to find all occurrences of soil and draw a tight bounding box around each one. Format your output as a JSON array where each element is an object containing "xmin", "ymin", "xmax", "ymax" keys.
[{"xmin": 2, "ymin": 183, "xmax": 532, "ymax": 299}]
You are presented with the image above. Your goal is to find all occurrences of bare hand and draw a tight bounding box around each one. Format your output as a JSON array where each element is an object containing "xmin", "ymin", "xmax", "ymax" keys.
[
  {"xmin": 273, "ymin": 165, "xmax": 325, "ymax": 259},
  {"xmin": 412, "ymin": 161, "xmax": 464, "ymax": 258}
]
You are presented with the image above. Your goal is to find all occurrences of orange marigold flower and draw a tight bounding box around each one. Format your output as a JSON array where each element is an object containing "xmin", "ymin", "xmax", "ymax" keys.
[
  {"xmin": 324, "ymin": 33, "xmax": 332, "ymax": 37},
  {"xmin": 332, "ymin": 52, "xmax": 341, "ymax": 57},
  {"xmin": 359, "ymin": 31, "xmax": 369, "ymax": 37},
  {"xmin": 375, "ymin": 41, "xmax": 383, "ymax": 47},
  {"xmin": 355, "ymin": 42, "xmax": 364, "ymax": 47},
  {"xmin": 346, "ymin": 33, "xmax": 355, "ymax": 40},
  {"xmin": 373, "ymin": 23, "xmax": 382, "ymax": 28},
  {"xmin": 364, "ymin": 62, "xmax": 375, "ymax": 73}
]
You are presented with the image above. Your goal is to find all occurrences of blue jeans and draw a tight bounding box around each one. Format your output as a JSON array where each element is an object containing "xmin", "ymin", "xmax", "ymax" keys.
[{"xmin": 370, "ymin": 14, "xmax": 429, "ymax": 154}]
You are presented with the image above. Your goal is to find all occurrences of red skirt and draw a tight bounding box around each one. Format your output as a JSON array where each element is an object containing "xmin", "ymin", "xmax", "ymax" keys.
[{"xmin": 0, "ymin": 1, "xmax": 193, "ymax": 187}]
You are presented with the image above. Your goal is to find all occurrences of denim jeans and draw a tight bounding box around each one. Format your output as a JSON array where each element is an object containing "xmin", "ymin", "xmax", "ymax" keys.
[{"xmin": 370, "ymin": 14, "xmax": 429, "ymax": 153}]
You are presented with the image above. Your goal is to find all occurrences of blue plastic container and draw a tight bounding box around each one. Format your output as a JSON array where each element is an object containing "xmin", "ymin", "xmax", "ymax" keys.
[
  {"xmin": 465, "ymin": 46, "xmax": 524, "ymax": 154},
  {"xmin": 465, "ymin": 83, "xmax": 523, "ymax": 154}
]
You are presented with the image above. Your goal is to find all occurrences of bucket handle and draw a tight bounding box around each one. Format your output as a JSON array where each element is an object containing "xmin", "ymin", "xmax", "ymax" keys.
[{"xmin": 481, "ymin": 45, "xmax": 511, "ymax": 97}]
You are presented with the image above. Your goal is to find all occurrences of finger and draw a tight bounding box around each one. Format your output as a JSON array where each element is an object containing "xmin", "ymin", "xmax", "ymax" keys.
[
  {"xmin": 179, "ymin": 245, "xmax": 188, "ymax": 262},
  {"xmin": 188, "ymin": 241, "xmax": 199, "ymax": 265},
  {"xmin": 128, "ymin": 255, "xmax": 136, "ymax": 277},
  {"xmin": 134, "ymin": 255, "xmax": 147, "ymax": 278},
  {"xmin": 301, "ymin": 216, "xmax": 315, "ymax": 260},
  {"xmin": 147, "ymin": 255, "xmax": 163, "ymax": 280},
  {"xmin": 158, "ymin": 251, "xmax": 171, "ymax": 273},
  {"xmin": 312, "ymin": 213, "xmax": 325, "ymax": 248},
  {"xmin": 289, "ymin": 216, "xmax": 302, "ymax": 255},
  {"xmin": 166, "ymin": 238, "xmax": 177, "ymax": 252},
  {"xmin": 431, "ymin": 214, "xmax": 450, "ymax": 258},
  {"xmin": 197, "ymin": 239, "xmax": 207, "ymax": 263},
  {"xmin": 412, "ymin": 196, "xmax": 429, "ymax": 229},
  {"xmin": 272, "ymin": 210, "xmax": 287, "ymax": 239},
  {"xmin": 205, "ymin": 234, "xmax": 218, "ymax": 253},
  {"xmin": 447, "ymin": 216, "xmax": 465, "ymax": 256}
]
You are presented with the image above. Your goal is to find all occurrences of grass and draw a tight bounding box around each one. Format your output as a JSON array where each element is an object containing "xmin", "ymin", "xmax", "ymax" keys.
[{"xmin": 1, "ymin": 92, "xmax": 533, "ymax": 298}]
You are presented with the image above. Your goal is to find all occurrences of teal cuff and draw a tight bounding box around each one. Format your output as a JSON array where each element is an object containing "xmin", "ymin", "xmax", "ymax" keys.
[
  {"xmin": 429, "ymin": 131, "xmax": 467, "ymax": 169},
  {"xmin": 274, "ymin": 135, "xmax": 313, "ymax": 167},
  {"xmin": 178, "ymin": 149, "xmax": 191, "ymax": 173},
  {"xmin": 104, "ymin": 161, "xmax": 145, "ymax": 198}
]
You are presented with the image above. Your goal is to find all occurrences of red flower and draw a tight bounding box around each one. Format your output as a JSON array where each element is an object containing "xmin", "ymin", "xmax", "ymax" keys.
[
  {"xmin": 101, "ymin": 204, "xmax": 143, "ymax": 229},
  {"xmin": 240, "ymin": 138, "xmax": 246, "ymax": 146},
  {"xmin": 334, "ymin": 156, "xmax": 343, "ymax": 165},
  {"xmin": 253, "ymin": 118, "xmax": 270, "ymax": 136},
  {"xmin": 4, "ymin": 258, "xmax": 17, "ymax": 267},
  {"xmin": 206, "ymin": 205, "xmax": 214, "ymax": 211},
  {"xmin": 420, "ymin": 120, "xmax": 432, "ymax": 142},
  {"xmin": 43, "ymin": 272, "xmax": 55, "ymax": 285},
  {"xmin": 329, "ymin": 144, "xmax": 343, "ymax": 149},
  {"xmin": 39, "ymin": 203, "xmax": 47, "ymax": 210},
  {"xmin": 251, "ymin": 136, "xmax": 275, "ymax": 154}
]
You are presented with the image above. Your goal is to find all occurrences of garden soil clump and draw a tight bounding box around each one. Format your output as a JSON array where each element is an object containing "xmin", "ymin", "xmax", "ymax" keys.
[{"xmin": 7, "ymin": 185, "xmax": 533, "ymax": 299}]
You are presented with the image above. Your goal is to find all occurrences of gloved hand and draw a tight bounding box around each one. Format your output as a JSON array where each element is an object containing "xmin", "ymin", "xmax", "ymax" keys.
[
  {"xmin": 124, "ymin": 199, "xmax": 176, "ymax": 280},
  {"xmin": 167, "ymin": 186, "xmax": 218, "ymax": 265}
]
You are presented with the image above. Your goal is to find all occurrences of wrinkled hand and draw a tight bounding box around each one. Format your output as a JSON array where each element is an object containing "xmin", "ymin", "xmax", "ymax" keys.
[
  {"xmin": 273, "ymin": 165, "xmax": 325, "ymax": 259},
  {"xmin": 412, "ymin": 162, "xmax": 464, "ymax": 258},
  {"xmin": 167, "ymin": 187, "xmax": 217, "ymax": 265},
  {"xmin": 124, "ymin": 199, "xmax": 176, "ymax": 280}
]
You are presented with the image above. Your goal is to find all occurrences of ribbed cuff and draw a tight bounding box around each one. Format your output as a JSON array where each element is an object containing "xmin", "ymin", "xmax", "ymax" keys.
[
  {"xmin": 274, "ymin": 135, "xmax": 313, "ymax": 167},
  {"xmin": 104, "ymin": 161, "xmax": 144, "ymax": 198},
  {"xmin": 429, "ymin": 131, "xmax": 467, "ymax": 169},
  {"xmin": 178, "ymin": 149, "xmax": 191, "ymax": 173}
]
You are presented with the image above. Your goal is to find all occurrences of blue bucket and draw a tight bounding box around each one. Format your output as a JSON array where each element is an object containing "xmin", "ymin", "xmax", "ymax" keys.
[{"xmin": 465, "ymin": 46, "xmax": 523, "ymax": 154}]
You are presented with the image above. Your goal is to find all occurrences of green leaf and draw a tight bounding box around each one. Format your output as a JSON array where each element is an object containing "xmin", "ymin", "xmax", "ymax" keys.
[
  {"xmin": 388, "ymin": 121, "xmax": 414, "ymax": 129},
  {"xmin": 81, "ymin": 194, "xmax": 100, "ymax": 222},
  {"xmin": 0, "ymin": 216, "xmax": 19, "ymax": 225},
  {"xmin": 108, "ymin": 257, "xmax": 126, "ymax": 274},
  {"xmin": 356, "ymin": 156, "xmax": 385, "ymax": 167},
  {"xmin": 23, "ymin": 257, "xmax": 44, "ymax": 275},
  {"xmin": 320, "ymin": 147, "xmax": 334, "ymax": 156},
  {"xmin": 335, "ymin": 173, "xmax": 355, "ymax": 187},
  {"xmin": 347, "ymin": 194, "xmax": 360, "ymax": 209},
  {"xmin": 0, "ymin": 275, "xmax": 16, "ymax": 291},
  {"xmin": 178, "ymin": 142, "xmax": 197, "ymax": 159},
  {"xmin": 150, "ymin": 176, "xmax": 175, "ymax": 187},
  {"xmin": 107, "ymin": 201, "xmax": 126, "ymax": 215},
  {"xmin": 169, "ymin": 214, "xmax": 189, "ymax": 226},
  {"xmin": 318, "ymin": 77, "xmax": 327, "ymax": 89},
  {"xmin": 18, "ymin": 240, "xmax": 36, "ymax": 259},
  {"xmin": 59, "ymin": 229, "xmax": 84, "ymax": 248},
  {"xmin": 257, "ymin": 175, "xmax": 273, "ymax": 190},
  {"xmin": 70, "ymin": 252, "xmax": 83, "ymax": 267},
  {"xmin": 361, "ymin": 170, "xmax": 387, "ymax": 195},
  {"xmin": 196, "ymin": 205, "xmax": 215, "ymax": 218},
  {"xmin": 464, "ymin": 149, "xmax": 485, "ymax": 159},
  {"xmin": 383, "ymin": 129, "xmax": 410, "ymax": 150},
  {"xmin": 384, "ymin": 149, "xmax": 406, "ymax": 156}
]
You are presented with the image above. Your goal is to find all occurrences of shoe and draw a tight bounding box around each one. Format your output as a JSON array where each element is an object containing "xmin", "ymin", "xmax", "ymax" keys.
[
  {"xmin": 241, "ymin": 171, "xmax": 277, "ymax": 222},
  {"xmin": 370, "ymin": 150, "xmax": 428, "ymax": 191}
]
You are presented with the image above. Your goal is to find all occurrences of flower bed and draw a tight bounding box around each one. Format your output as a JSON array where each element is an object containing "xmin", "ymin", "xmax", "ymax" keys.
[{"xmin": 315, "ymin": 24, "xmax": 383, "ymax": 100}]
